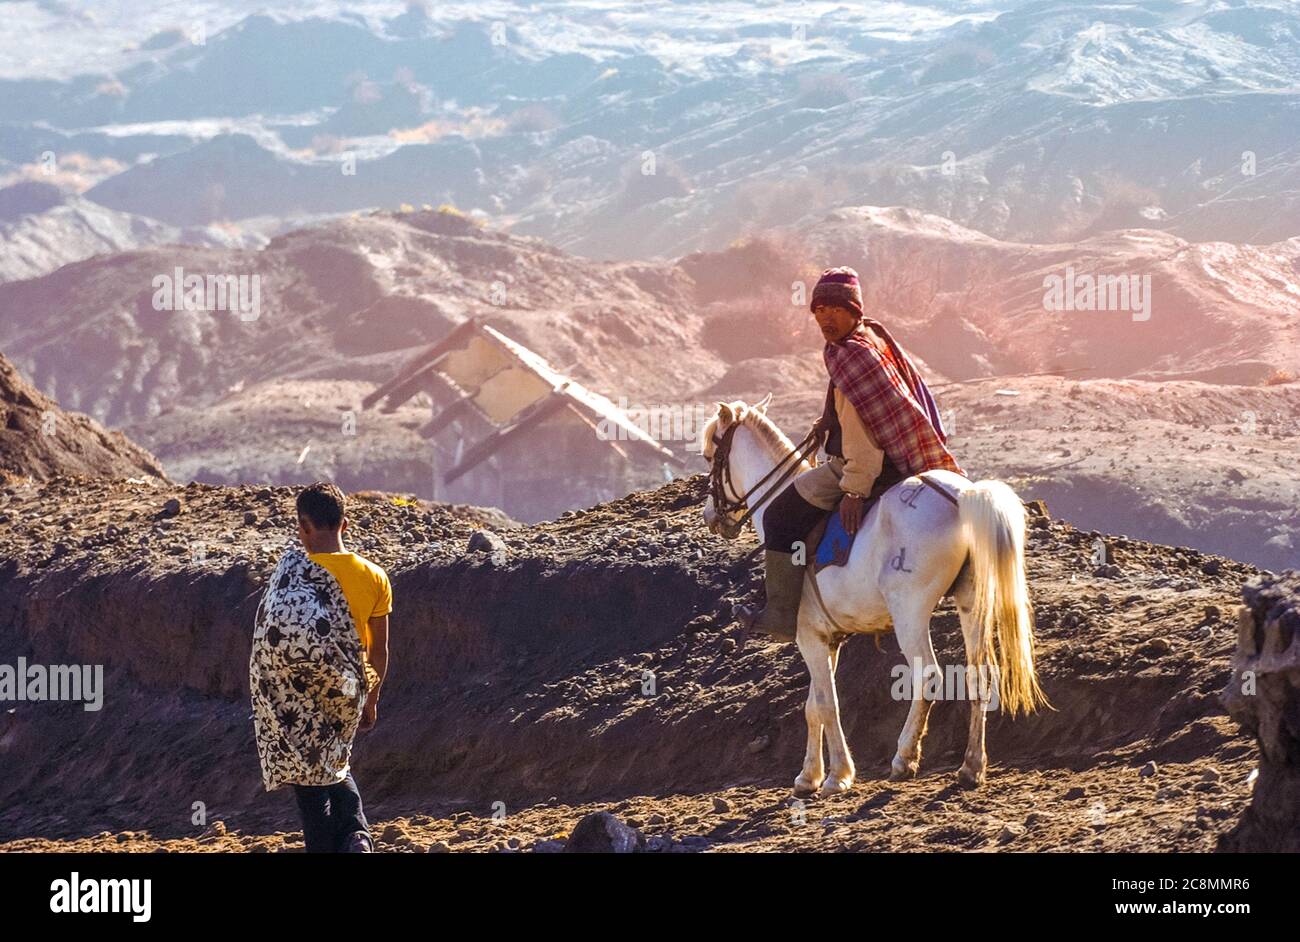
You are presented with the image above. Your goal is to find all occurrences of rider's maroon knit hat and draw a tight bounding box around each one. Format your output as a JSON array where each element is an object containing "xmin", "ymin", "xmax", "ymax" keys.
[{"xmin": 810, "ymin": 266, "xmax": 863, "ymax": 317}]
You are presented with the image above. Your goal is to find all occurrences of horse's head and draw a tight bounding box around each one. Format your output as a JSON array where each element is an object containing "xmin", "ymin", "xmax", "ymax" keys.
[{"xmin": 701, "ymin": 394, "xmax": 773, "ymax": 540}]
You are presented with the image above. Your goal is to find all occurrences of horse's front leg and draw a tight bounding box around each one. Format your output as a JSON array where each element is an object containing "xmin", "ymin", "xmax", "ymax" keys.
[
  {"xmin": 794, "ymin": 685, "xmax": 825, "ymax": 798},
  {"xmin": 793, "ymin": 626, "xmax": 827, "ymax": 797},
  {"xmin": 797, "ymin": 628, "xmax": 854, "ymax": 797},
  {"xmin": 820, "ymin": 638, "xmax": 855, "ymax": 795}
]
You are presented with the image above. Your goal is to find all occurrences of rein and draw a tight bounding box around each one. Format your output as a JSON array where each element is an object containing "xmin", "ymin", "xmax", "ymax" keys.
[{"xmin": 709, "ymin": 422, "xmax": 821, "ymax": 536}]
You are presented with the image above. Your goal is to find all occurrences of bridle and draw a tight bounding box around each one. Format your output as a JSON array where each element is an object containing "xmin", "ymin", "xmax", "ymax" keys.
[{"xmin": 707, "ymin": 421, "xmax": 821, "ymax": 538}]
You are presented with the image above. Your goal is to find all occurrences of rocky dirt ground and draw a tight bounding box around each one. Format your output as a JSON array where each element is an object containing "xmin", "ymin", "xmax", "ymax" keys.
[
  {"xmin": 0, "ymin": 757, "xmax": 1254, "ymax": 854},
  {"xmin": 0, "ymin": 469, "xmax": 1269, "ymax": 853}
]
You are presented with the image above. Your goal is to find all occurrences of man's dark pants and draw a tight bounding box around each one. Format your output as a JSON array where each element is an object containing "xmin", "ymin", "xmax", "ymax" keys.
[{"xmin": 292, "ymin": 771, "xmax": 371, "ymax": 852}]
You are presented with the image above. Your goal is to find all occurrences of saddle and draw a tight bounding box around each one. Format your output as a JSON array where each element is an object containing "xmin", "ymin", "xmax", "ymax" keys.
[
  {"xmin": 810, "ymin": 474, "xmax": 961, "ymax": 574},
  {"xmin": 810, "ymin": 496, "xmax": 872, "ymax": 573},
  {"xmin": 809, "ymin": 466, "xmax": 903, "ymax": 573}
]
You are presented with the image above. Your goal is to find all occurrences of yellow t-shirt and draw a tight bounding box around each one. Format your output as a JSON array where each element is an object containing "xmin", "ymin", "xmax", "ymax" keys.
[{"xmin": 307, "ymin": 551, "xmax": 392, "ymax": 653}]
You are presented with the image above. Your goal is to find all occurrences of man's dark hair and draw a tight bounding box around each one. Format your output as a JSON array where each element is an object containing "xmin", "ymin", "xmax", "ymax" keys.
[{"xmin": 297, "ymin": 482, "xmax": 346, "ymax": 530}]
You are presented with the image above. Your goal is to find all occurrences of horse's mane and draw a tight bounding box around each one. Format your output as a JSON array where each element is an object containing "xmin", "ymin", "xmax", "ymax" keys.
[{"xmin": 741, "ymin": 407, "xmax": 800, "ymax": 460}]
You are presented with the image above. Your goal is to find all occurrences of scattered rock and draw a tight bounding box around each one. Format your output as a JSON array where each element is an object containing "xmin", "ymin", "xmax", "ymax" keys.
[
  {"xmin": 997, "ymin": 824, "xmax": 1024, "ymax": 845},
  {"xmin": 1138, "ymin": 637, "xmax": 1173, "ymax": 657},
  {"xmin": 467, "ymin": 529, "xmax": 508, "ymax": 558},
  {"xmin": 563, "ymin": 812, "xmax": 645, "ymax": 853}
]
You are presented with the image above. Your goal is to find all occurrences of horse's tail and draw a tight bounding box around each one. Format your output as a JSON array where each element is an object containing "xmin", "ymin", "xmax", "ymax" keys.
[{"xmin": 958, "ymin": 480, "xmax": 1049, "ymax": 717}]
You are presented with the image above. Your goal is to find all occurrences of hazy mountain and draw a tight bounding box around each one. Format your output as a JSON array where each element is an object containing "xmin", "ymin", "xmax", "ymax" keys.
[
  {"xmin": 0, "ymin": 1, "xmax": 1292, "ymax": 259},
  {"xmin": 0, "ymin": 205, "xmax": 1294, "ymax": 429},
  {"xmin": 0, "ymin": 181, "xmax": 264, "ymax": 283},
  {"xmin": 0, "ymin": 208, "xmax": 704, "ymax": 425}
]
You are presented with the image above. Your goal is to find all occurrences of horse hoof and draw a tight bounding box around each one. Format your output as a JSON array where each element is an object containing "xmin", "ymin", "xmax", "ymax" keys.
[
  {"xmin": 792, "ymin": 778, "xmax": 820, "ymax": 799},
  {"xmin": 889, "ymin": 758, "xmax": 918, "ymax": 781},
  {"xmin": 957, "ymin": 766, "xmax": 985, "ymax": 790},
  {"xmin": 818, "ymin": 777, "xmax": 854, "ymax": 798}
]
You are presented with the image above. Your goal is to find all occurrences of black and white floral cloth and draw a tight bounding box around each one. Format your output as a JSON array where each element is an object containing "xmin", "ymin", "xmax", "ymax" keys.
[{"xmin": 250, "ymin": 548, "xmax": 368, "ymax": 791}]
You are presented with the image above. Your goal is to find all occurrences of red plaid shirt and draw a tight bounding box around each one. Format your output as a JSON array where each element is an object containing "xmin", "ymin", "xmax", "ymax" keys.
[{"xmin": 824, "ymin": 325, "xmax": 964, "ymax": 478}]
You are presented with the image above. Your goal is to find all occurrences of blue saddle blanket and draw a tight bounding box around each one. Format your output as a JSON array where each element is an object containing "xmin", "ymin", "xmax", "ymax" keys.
[{"xmin": 814, "ymin": 504, "xmax": 856, "ymax": 572}]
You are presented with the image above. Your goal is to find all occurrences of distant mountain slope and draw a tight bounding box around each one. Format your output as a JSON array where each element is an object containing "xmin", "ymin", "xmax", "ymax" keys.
[
  {"xmin": 0, "ymin": 208, "xmax": 706, "ymax": 426},
  {"xmin": 1, "ymin": 206, "xmax": 1295, "ymax": 436},
  {"xmin": 785, "ymin": 206, "xmax": 1300, "ymax": 383},
  {"xmin": 0, "ymin": 181, "xmax": 264, "ymax": 284},
  {"xmin": 0, "ymin": 351, "xmax": 167, "ymax": 482},
  {"xmin": 1, "ymin": 2, "xmax": 1292, "ymax": 254}
]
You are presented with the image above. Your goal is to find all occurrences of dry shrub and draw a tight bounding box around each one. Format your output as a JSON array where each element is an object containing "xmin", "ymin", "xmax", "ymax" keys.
[
  {"xmin": 679, "ymin": 232, "xmax": 814, "ymax": 304},
  {"xmin": 700, "ymin": 285, "xmax": 820, "ymax": 362}
]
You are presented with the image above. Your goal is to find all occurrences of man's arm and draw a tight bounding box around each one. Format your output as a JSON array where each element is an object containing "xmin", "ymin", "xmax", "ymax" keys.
[
  {"xmin": 834, "ymin": 387, "xmax": 885, "ymax": 536},
  {"xmin": 360, "ymin": 614, "xmax": 388, "ymax": 731},
  {"xmin": 367, "ymin": 614, "xmax": 388, "ymax": 691},
  {"xmin": 835, "ymin": 387, "xmax": 885, "ymax": 497}
]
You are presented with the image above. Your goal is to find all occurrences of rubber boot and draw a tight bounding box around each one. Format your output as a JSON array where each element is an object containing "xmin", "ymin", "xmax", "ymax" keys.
[
  {"xmin": 736, "ymin": 550, "xmax": 805, "ymax": 642},
  {"xmin": 344, "ymin": 831, "xmax": 373, "ymax": 853}
]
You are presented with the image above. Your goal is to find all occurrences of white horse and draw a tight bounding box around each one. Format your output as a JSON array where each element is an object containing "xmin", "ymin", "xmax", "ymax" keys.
[{"xmin": 702, "ymin": 396, "xmax": 1047, "ymax": 797}]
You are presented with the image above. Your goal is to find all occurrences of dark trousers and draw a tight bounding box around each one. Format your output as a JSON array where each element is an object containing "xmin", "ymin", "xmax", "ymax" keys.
[
  {"xmin": 762, "ymin": 482, "xmax": 830, "ymax": 553},
  {"xmin": 292, "ymin": 770, "xmax": 371, "ymax": 853}
]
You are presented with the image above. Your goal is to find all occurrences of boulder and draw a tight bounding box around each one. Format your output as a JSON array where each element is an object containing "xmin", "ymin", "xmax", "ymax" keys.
[
  {"xmin": 1219, "ymin": 571, "xmax": 1300, "ymax": 852},
  {"xmin": 562, "ymin": 812, "xmax": 645, "ymax": 853}
]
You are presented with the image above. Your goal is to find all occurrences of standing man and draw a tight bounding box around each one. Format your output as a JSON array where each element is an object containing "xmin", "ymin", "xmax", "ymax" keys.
[
  {"xmin": 250, "ymin": 482, "xmax": 391, "ymax": 852},
  {"xmin": 738, "ymin": 266, "xmax": 964, "ymax": 641}
]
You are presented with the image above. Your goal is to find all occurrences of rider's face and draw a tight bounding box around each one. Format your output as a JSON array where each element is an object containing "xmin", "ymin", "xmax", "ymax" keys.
[{"xmin": 812, "ymin": 303, "xmax": 859, "ymax": 343}]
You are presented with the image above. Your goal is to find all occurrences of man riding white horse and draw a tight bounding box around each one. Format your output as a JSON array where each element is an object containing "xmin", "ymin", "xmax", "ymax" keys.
[{"xmin": 737, "ymin": 266, "xmax": 964, "ymax": 642}]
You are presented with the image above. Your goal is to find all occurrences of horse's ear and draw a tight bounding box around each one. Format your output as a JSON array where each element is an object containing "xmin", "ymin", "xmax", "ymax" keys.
[
  {"xmin": 755, "ymin": 392, "xmax": 773, "ymax": 413},
  {"xmin": 716, "ymin": 401, "xmax": 735, "ymax": 424}
]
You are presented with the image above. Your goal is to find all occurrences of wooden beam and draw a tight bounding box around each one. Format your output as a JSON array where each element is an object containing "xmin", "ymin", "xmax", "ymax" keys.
[
  {"xmin": 361, "ymin": 315, "xmax": 480, "ymax": 411},
  {"xmin": 419, "ymin": 388, "xmax": 479, "ymax": 438},
  {"xmin": 372, "ymin": 363, "xmax": 440, "ymax": 414},
  {"xmin": 443, "ymin": 389, "xmax": 570, "ymax": 485},
  {"xmin": 563, "ymin": 401, "xmax": 631, "ymax": 461}
]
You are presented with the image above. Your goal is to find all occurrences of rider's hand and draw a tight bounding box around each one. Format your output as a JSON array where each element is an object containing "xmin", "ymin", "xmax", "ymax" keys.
[{"xmin": 840, "ymin": 493, "xmax": 865, "ymax": 535}]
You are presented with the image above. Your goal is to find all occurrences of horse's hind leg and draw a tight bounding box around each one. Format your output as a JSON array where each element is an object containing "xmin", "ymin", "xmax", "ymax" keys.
[
  {"xmin": 954, "ymin": 576, "xmax": 990, "ymax": 789},
  {"xmin": 890, "ymin": 604, "xmax": 939, "ymax": 781}
]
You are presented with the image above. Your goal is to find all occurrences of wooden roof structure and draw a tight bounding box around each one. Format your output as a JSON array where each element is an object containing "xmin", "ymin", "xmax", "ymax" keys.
[{"xmin": 363, "ymin": 318, "xmax": 684, "ymax": 484}]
